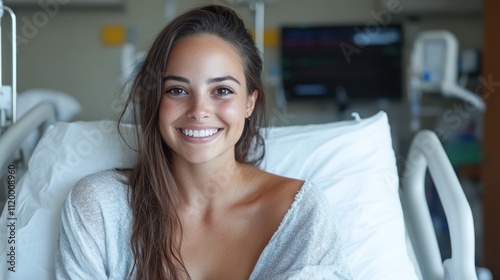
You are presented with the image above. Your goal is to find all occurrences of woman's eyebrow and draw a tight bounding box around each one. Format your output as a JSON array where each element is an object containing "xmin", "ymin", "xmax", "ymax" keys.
[
  {"xmin": 163, "ymin": 75, "xmax": 240, "ymax": 85},
  {"xmin": 207, "ymin": 75, "xmax": 240, "ymax": 85},
  {"xmin": 163, "ymin": 75, "xmax": 190, "ymax": 83}
]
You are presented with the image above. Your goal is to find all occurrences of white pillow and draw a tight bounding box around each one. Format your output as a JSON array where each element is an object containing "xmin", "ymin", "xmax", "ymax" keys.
[
  {"xmin": 260, "ymin": 111, "xmax": 418, "ymax": 279},
  {"xmin": 0, "ymin": 111, "xmax": 417, "ymax": 279},
  {"xmin": 17, "ymin": 89, "xmax": 82, "ymax": 121}
]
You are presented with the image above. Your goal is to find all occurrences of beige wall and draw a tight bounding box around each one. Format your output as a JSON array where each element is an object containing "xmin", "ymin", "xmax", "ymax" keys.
[{"xmin": 1, "ymin": 0, "xmax": 482, "ymax": 125}]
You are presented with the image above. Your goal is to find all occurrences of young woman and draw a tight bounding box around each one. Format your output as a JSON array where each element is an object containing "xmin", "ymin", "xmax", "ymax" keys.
[{"xmin": 56, "ymin": 5, "xmax": 352, "ymax": 280}]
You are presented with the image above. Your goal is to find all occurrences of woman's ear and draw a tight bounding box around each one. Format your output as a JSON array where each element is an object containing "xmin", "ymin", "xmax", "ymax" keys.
[{"xmin": 246, "ymin": 90, "xmax": 258, "ymax": 118}]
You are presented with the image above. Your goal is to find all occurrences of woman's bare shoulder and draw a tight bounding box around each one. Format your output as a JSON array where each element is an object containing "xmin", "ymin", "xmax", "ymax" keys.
[
  {"xmin": 243, "ymin": 167, "xmax": 305, "ymax": 217},
  {"xmin": 250, "ymin": 168, "xmax": 304, "ymax": 196}
]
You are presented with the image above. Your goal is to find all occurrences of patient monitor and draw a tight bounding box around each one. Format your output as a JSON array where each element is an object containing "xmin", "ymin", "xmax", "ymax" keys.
[{"xmin": 409, "ymin": 30, "xmax": 485, "ymax": 132}]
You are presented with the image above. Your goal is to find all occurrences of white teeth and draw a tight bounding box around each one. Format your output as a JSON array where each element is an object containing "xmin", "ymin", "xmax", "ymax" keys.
[{"xmin": 181, "ymin": 129, "xmax": 219, "ymax": 138}]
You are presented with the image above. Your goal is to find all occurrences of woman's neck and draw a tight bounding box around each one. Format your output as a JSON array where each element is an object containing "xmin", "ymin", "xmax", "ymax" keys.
[{"xmin": 172, "ymin": 156, "xmax": 254, "ymax": 211}]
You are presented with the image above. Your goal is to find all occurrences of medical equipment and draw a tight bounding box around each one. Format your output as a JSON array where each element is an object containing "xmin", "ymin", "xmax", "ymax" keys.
[
  {"xmin": 0, "ymin": 0, "xmax": 18, "ymax": 211},
  {"xmin": 280, "ymin": 24, "xmax": 404, "ymax": 102},
  {"xmin": 0, "ymin": 107, "xmax": 478, "ymax": 279},
  {"xmin": 408, "ymin": 30, "xmax": 486, "ymax": 132},
  {"xmin": 0, "ymin": 0, "xmax": 17, "ymax": 133}
]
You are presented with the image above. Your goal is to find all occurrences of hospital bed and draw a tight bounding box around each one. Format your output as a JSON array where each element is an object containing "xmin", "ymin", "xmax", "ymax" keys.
[
  {"xmin": 0, "ymin": 1, "xmax": 478, "ymax": 277},
  {"xmin": 0, "ymin": 102, "xmax": 478, "ymax": 279}
]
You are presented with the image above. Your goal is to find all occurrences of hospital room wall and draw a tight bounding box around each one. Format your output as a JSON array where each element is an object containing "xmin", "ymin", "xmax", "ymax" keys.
[{"xmin": 1, "ymin": 0, "xmax": 482, "ymax": 129}]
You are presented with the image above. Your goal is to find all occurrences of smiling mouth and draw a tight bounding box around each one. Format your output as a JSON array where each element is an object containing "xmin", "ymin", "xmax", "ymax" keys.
[{"xmin": 179, "ymin": 128, "xmax": 221, "ymax": 138}]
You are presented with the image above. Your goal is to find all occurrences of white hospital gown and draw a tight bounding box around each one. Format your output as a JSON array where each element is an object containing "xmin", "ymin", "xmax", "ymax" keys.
[{"xmin": 55, "ymin": 170, "xmax": 352, "ymax": 279}]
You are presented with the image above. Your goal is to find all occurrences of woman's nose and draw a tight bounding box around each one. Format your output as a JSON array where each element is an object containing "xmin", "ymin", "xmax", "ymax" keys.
[{"xmin": 186, "ymin": 94, "xmax": 210, "ymax": 120}]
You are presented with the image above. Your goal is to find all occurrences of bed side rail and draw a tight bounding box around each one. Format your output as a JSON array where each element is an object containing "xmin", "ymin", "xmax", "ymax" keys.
[
  {"xmin": 0, "ymin": 102, "xmax": 56, "ymax": 172},
  {"xmin": 400, "ymin": 130, "xmax": 477, "ymax": 280}
]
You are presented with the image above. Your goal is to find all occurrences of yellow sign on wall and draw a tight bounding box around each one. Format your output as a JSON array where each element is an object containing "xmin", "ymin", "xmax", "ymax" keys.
[
  {"xmin": 101, "ymin": 25, "xmax": 126, "ymax": 46},
  {"xmin": 248, "ymin": 28, "xmax": 279, "ymax": 48}
]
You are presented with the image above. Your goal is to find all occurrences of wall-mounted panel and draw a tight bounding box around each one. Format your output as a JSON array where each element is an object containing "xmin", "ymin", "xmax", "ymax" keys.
[
  {"xmin": 3, "ymin": 0, "xmax": 124, "ymax": 8},
  {"xmin": 379, "ymin": 0, "xmax": 482, "ymax": 15}
]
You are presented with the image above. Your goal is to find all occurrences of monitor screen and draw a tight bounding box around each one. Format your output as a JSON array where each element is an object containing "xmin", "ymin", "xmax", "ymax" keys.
[{"xmin": 280, "ymin": 24, "xmax": 403, "ymax": 101}]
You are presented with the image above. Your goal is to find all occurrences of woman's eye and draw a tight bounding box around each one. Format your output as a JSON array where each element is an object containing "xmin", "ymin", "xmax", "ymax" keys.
[
  {"xmin": 214, "ymin": 87, "xmax": 234, "ymax": 96},
  {"xmin": 166, "ymin": 87, "xmax": 187, "ymax": 96}
]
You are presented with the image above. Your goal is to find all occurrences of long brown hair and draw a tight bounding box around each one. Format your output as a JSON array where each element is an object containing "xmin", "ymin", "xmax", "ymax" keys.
[{"xmin": 118, "ymin": 4, "xmax": 267, "ymax": 279}]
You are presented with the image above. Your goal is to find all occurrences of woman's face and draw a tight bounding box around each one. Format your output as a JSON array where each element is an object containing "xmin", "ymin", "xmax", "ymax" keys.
[{"xmin": 159, "ymin": 34, "xmax": 257, "ymax": 165}]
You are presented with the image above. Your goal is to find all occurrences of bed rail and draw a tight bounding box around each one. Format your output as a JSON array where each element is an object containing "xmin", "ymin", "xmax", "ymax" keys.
[
  {"xmin": 0, "ymin": 102, "xmax": 55, "ymax": 173},
  {"xmin": 400, "ymin": 130, "xmax": 477, "ymax": 280}
]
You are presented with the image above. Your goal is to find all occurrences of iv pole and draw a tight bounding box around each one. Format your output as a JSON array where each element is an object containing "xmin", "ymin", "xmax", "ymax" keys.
[
  {"xmin": 0, "ymin": 0, "xmax": 17, "ymax": 132},
  {"xmin": 225, "ymin": 0, "xmax": 273, "ymax": 61},
  {"xmin": 254, "ymin": 1, "xmax": 265, "ymax": 60}
]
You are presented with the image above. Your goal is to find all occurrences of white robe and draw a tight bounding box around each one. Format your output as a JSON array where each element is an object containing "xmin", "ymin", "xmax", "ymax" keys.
[{"xmin": 55, "ymin": 170, "xmax": 352, "ymax": 280}]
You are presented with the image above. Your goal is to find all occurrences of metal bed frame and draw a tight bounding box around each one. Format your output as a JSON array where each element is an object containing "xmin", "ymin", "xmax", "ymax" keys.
[
  {"xmin": 0, "ymin": 103, "xmax": 55, "ymax": 208},
  {"xmin": 401, "ymin": 130, "xmax": 477, "ymax": 279}
]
